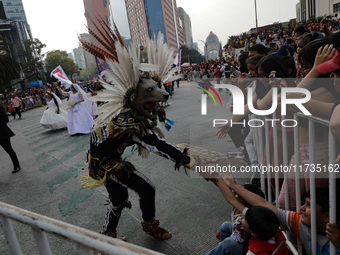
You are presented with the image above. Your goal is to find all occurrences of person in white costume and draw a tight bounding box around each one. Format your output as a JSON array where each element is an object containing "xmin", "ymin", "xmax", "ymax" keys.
[
  {"xmin": 83, "ymin": 88, "xmax": 97, "ymax": 118},
  {"xmin": 58, "ymin": 84, "xmax": 94, "ymax": 135},
  {"xmin": 40, "ymin": 92, "xmax": 67, "ymax": 130}
]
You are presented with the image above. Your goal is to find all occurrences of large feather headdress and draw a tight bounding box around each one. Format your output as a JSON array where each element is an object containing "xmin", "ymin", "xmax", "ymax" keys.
[
  {"xmin": 80, "ymin": 18, "xmax": 175, "ymax": 130},
  {"xmin": 147, "ymin": 32, "xmax": 176, "ymax": 84}
]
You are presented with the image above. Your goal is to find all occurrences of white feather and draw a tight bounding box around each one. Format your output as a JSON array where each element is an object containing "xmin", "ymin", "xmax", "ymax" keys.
[
  {"xmin": 139, "ymin": 63, "xmax": 160, "ymax": 72},
  {"xmin": 92, "ymin": 34, "xmax": 176, "ymax": 130},
  {"xmin": 147, "ymin": 32, "xmax": 175, "ymax": 84}
]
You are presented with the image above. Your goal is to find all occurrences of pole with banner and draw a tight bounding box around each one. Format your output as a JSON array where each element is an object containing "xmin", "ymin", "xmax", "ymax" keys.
[{"xmin": 95, "ymin": 57, "xmax": 106, "ymax": 76}]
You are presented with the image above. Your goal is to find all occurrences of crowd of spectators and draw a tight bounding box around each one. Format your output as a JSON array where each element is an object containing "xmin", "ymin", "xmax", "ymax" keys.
[
  {"xmin": 0, "ymin": 82, "xmax": 101, "ymax": 118},
  {"xmin": 226, "ymin": 14, "xmax": 340, "ymax": 50},
  {"xmin": 183, "ymin": 13, "xmax": 340, "ymax": 255}
]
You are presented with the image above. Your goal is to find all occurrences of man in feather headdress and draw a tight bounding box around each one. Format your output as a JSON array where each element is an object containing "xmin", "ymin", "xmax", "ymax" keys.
[{"xmin": 80, "ymin": 20, "xmax": 193, "ymax": 240}]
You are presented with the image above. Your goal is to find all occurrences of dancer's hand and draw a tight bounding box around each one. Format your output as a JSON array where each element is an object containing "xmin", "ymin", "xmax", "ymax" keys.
[{"xmin": 216, "ymin": 122, "xmax": 231, "ymax": 139}]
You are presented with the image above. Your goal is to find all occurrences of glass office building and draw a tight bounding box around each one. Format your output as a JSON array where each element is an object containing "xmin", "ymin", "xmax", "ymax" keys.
[
  {"xmin": 1, "ymin": 0, "xmax": 32, "ymax": 41},
  {"xmin": 125, "ymin": 0, "xmax": 183, "ymax": 50}
]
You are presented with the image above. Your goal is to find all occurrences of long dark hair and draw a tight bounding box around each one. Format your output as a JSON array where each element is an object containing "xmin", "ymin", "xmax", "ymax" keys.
[
  {"xmin": 49, "ymin": 93, "xmax": 60, "ymax": 113},
  {"xmin": 238, "ymin": 51, "xmax": 249, "ymax": 73},
  {"xmin": 298, "ymin": 38, "xmax": 332, "ymax": 68}
]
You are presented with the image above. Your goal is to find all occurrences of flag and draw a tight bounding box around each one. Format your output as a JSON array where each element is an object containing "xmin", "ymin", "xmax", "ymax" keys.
[
  {"xmin": 95, "ymin": 57, "xmax": 105, "ymax": 76},
  {"xmin": 174, "ymin": 50, "xmax": 182, "ymax": 72},
  {"xmin": 174, "ymin": 52, "xmax": 179, "ymax": 66},
  {"xmin": 104, "ymin": 61, "xmax": 113, "ymax": 71},
  {"xmin": 165, "ymin": 118, "xmax": 175, "ymax": 131},
  {"xmin": 50, "ymin": 65, "xmax": 72, "ymax": 88}
]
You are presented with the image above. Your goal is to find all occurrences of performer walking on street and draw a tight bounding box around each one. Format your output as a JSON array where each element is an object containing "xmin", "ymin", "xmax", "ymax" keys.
[
  {"xmin": 80, "ymin": 23, "xmax": 193, "ymax": 240},
  {"xmin": 40, "ymin": 92, "xmax": 67, "ymax": 130},
  {"xmin": 0, "ymin": 104, "xmax": 21, "ymax": 173},
  {"xmin": 58, "ymin": 84, "xmax": 94, "ymax": 135}
]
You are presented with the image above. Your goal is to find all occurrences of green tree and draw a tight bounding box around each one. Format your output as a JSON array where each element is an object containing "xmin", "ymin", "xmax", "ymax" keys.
[
  {"xmin": 0, "ymin": 36, "xmax": 21, "ymax": 91},
  {"xmin": 180, "ymin": 45, "xmax": 204, "ymax": 64},
  {"xmin": 19, "ymin": 38, "xmax": 46, "ymax": 82},
  {"xmin": 45, "ymin": 50, "xmax": 78, "ymax": 82},
  {"xmin": 74, "ymin": 63, "xmax": 101, "ymax": 81},
  {"xmin": 227, "ymin": 35, "xmax": 240, "ymax": 45}
]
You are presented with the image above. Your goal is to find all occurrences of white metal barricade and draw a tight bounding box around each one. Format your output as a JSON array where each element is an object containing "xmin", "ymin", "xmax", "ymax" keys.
[
  {"xmin": 0, "ymin": 201, "xmax": 164, "ymax": 255},
  {"xmin": 254, "ymin": 113, "xmax": 338, "ymax": 254}
]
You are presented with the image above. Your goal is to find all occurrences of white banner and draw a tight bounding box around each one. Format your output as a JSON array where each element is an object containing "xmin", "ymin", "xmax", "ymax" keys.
[{"xmin": 50, "ymin": 65, "xmax": 72, "ymax": 88}]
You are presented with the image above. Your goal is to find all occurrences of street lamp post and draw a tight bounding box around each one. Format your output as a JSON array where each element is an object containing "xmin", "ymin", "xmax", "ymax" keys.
[
  {"xmin": 198, "ymin": 40, "xmax": 207, "ymax": 60},
  {"xmin": 254, "ymin": 0, "xmax": 258, "ymax": 33}
]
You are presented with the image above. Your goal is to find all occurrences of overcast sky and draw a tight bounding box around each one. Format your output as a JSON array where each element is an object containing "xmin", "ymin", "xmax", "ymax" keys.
[{"xmin": 22, "ymin": 0, "xmax": 298, "ymax": 54}]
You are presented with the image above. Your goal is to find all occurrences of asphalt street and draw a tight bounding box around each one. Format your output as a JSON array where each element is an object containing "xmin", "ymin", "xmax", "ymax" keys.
[{"xmin": 0, "ymin": 80, "xmax": 250, "ymax": 255}]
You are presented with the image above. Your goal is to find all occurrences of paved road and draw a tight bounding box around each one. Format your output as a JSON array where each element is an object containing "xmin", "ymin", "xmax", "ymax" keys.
[{"xmin": 0, "ymin": 81, "xmax": 248, "ymax": 255}]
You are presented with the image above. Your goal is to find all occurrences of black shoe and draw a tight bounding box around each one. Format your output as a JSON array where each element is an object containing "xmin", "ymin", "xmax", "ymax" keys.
[{"xmin": 12, "ymin": 165, "xmax": 21, "ymax": 173}]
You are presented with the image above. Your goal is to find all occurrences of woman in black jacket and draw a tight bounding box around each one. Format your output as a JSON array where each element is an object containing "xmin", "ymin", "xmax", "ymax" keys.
[{"xmin": 0, "ymin": 104, "xmax": 20, "ymax": 173}]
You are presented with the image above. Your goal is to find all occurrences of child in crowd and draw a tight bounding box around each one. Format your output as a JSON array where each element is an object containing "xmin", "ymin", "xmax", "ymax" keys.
[
  {"xmin": 221, "ymin": 175, "xmax": 340, "ymax": 254},
  {"xmin": 205, "ymin": 184, "xmax": 265, "ymax": 255},
  {"xmin": 7, "ymin": 101, "xmax": 16, "ymax": 119},
  {"xmin": 209, "ymin": 176, "xmax": 289, "ymax": 255}
]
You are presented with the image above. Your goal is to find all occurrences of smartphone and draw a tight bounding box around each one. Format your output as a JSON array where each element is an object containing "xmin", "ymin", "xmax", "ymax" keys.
[{"xmin": 272, "ymin": 73, "xmax": 277, "ymax": 87}]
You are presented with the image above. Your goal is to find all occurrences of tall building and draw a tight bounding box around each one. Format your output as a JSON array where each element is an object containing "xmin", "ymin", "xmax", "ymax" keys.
[
  {"xmin": 124, "ymin": 0, "xmax": 183, "ymax": 50},
  {"xmin": 83, "ymin": 0, "xmax": 110, "ymax": 48},
  {"xmin": 296, "ymin": 0, "xmax": 340, "ymax": 22},
  {"xmin": 79, "ymin": 33, "xmax": 95, "ymax": 66},
  {"xmin": 83, "ymin": 0, "xmax": 111, "ymax": 64},
  {"xmin": 177, "ymin": 7, "xmax": 193, "ymax": 48},
  {"xmin": 72, "ymin": 47, "xmax": 86, "ymax": 70},
  {"xmin": 0, "ymin": 1, "xmax": 28, "ymax": 70},
  {"xmin": 1, "ymin": 0, "xmax": 32, "ymax": 41}
]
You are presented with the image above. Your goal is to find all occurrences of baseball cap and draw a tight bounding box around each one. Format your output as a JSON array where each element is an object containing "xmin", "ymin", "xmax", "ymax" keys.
[{"xmin": 317, "ymin": 50, "xmax": 340, "ymax": 74}]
